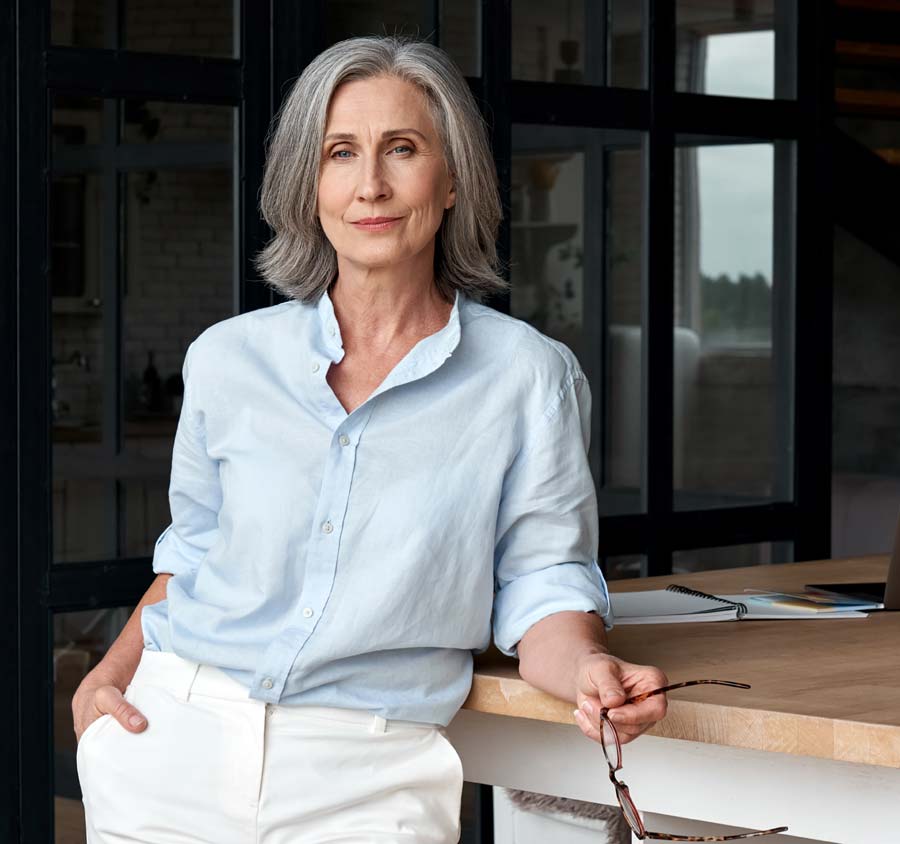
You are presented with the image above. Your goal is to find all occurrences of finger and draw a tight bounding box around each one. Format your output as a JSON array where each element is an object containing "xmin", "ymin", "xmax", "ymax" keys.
[
  {"xmin": 613, "ymin": 722, "xmax": 656, "ymax": 745},
  {"xmin": 625, "ymin": 666, "xmax": 669, "ymax": 694},
  {"xmin": 572, "ymin": 708, "xmax": 609, "ymax": 747},
  {"xmin": 95, "ymin": 684, "xmax": 148, "ymax": 733},
  {"xmin": 575, "ymin": 697, "xmax": 607, "ymax": 735},
  {"xmin": 607, "ymin": 697, "xmax": 667, "ymax": 727},
  {"xmin": 115, "ymin": 701, "xmax": 148, "ymax": 732},
  {"xmin": 597, "ymin": 684, "xmax": 626, "ymax": 710}
]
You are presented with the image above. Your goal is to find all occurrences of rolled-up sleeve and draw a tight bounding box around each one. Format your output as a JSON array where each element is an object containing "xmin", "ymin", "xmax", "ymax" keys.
[
  {"xmin": 491, "ymin": 365, "xmax": 613, "ymax": 658},
  {"xmin": 152, "ymin": 341, "xmax": 222, "ymax": 578}
]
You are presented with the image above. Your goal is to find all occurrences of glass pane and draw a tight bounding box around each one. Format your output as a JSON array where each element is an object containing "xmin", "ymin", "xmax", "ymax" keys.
[
  {"xmin": 440, "ymin": 0, "xmax": 480, "ymax": 77},
  {"xmin": 513, "ymin": 0, "xmax": 645, "ymax": 87},
  {"xmin": 676, "ymin": 1, "xmax": 796, "ymax": 99},
  {"xmin": 51, "ymin": 0, "xmax": 108, "ymax": 48},
  {"xmin": 605, "ymin": 142, "xmax": 645, "ymax": 514},
  {"xmin": 51, "ymin": 98, "xmax": 236, "ymax": 564},
  {"xmin": 610, "ymin": 0, "xmax": 645, "ymax": 89},
  {"xmin": 54, "ymin": 606, "xmax": 136, "ymax": 839},
  {"xmin": 53, "ymin": 96, "xmax": 104, "ymax": 146},
  {"xmin": 325, "ymin": 0, "xmax": 479, "ymax": 74},
  {"xmin": 121, "ymin": 100, "xmax": 234, "ymax": 144},
  {"xmin": 51, "ymin": 96, "xmax": 110, "ymax": 561},
  {"xmin": 604, "ymin": 554, "xmax": 646, "ymax": 581},
  {"xmin": 121, "ymin": 164, "xmax": 234, "ymax": 557},
  {"xmin": 124, "ymin": 0, "xmax": 238, "ymax": 58},
  {"xmin": 327, "ymin": 0, "xmax": 425, "ymax": 43},
  {"xmin": 673, "ymin": 139, "xmax": 794, "ymax": 511},
  {"xmin": 672, "ymin": 542, "xmax": 793, "ymax": 573},
  {"xmin": 511, "ymin": 124, "xmax": 646, "ymax": 516}
]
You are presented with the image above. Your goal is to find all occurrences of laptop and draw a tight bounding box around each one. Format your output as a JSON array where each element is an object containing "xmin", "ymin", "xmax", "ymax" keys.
[{"xmin": 806, "ymin": 505, "xmax": 900, "ymax": 610}]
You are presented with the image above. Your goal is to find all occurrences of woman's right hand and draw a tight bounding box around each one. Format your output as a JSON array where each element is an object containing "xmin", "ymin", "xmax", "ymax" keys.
[{"xmin": 72, "ymin": 677, "xmax": 148, "ymax": 743}]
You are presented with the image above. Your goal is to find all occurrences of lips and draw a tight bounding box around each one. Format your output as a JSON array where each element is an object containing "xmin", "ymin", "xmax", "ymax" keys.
[{"xmin": 351, "ymin": 216, "xmax": 402, "ymax": 231}]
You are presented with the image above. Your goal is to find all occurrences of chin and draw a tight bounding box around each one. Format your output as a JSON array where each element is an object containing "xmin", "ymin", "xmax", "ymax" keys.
[{"xmin": 348, "ymin": 247, "xmax": 411, "ymax": 268}]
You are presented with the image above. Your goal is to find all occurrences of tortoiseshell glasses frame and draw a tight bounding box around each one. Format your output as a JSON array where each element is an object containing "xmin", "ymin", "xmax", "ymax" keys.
[{"xmin": 599, "ymin": 680, "xmax": 789, "ymax": 841}]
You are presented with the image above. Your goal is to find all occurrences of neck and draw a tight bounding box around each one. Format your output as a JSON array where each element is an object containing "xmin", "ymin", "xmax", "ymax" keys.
[{"xmin": 328, "ymin": 272, "xmax": 453, "ymax": 355}]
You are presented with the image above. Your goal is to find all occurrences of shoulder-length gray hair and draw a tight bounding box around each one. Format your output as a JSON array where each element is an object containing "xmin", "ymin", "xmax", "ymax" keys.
[{"xmin": 254, "ymin": 34, "xmax": 509, "ymax": 305}]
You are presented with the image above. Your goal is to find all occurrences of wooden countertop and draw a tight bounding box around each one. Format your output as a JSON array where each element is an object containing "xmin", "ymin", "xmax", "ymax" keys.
[{"xmin": 465, "ymin": 556, "xmax": 900, "ymax": 768}]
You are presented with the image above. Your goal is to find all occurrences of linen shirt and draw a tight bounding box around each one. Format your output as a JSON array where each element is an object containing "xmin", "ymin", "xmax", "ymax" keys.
[{"xmin": 140, "ymin": 285, "xmax": 613, "ymax": 727}]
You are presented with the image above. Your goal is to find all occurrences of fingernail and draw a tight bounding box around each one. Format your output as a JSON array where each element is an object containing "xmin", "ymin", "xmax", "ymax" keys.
[
  {"xmin": 573, "ymin": 709, "xmax": 584, "ymax": 722},
  {"xmin": 580, "ymin": 700, "xmax": 593, "ymax": 717},
  {"xmin": 129, "ymin": 715, "xmax": 145, "ymax": 727}
]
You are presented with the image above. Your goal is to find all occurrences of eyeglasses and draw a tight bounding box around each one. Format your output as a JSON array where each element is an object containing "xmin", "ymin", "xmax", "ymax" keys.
[{"xmin": 599, "ymin": 679, "xmax": 789, "ymax": 841}]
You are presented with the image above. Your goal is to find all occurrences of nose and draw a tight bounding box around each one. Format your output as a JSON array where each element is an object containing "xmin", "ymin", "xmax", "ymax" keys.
[{"xmin": 356, "ymin": 153, "xmax": 391, "ymax": 203}]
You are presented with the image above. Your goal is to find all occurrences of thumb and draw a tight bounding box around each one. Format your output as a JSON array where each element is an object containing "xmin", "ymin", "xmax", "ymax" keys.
[
  {"xmin": 579, "ymin": 655, "xmax": 628, "ymax": 709},
  {"xmin": 590, "ymin": 662, "xmax": 627, "ymax": 708},
  {"xmin": 596, "ymin": 682, "xmax": 626, "ymax": 709},
  {"xmin": 98, "ymin": 684, "xmax": 147, "ymax": 732}
]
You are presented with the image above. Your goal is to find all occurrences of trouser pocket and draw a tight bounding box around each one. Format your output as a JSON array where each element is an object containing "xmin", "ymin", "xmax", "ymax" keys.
[
  {"xmin": 76, "ymin": 682, "xmax": 136, "ymax": 794},
  {"xmin": 79, "ymin": 682, "xmax": 258, "ymax": 844}
]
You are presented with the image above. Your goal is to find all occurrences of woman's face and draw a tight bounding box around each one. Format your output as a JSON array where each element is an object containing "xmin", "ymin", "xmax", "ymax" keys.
[{"xmin": 317, "ymin": 75, "xmax": 456, "ymax": 277}]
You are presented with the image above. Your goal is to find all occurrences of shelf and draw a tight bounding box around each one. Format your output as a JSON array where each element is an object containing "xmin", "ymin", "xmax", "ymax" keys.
[{"xmin": 836, "ymin": 87, "xmax": 900, "ymax": 116}]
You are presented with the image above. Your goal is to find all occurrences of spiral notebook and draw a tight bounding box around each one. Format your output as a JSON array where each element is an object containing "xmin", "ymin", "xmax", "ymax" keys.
[{"xmin": 609, "ymin": 584, "xmax": 873, "ymax": 624}]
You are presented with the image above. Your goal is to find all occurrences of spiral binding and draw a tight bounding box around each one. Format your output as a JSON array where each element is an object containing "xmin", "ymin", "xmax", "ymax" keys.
[{"xmin": 665, "ymin": 584, "xmax": 749, "ymax": 618}]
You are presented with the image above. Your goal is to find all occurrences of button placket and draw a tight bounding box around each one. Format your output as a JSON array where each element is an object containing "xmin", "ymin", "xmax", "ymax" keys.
[{"xmin": 253, "ymin": 405, "xmax": 375, "ymax": 705}]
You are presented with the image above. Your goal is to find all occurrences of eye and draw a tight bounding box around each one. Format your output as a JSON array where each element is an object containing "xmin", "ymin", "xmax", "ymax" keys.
[{"xmin": 327, "ymin": 144, "xmax": 413, "ymax": 160}]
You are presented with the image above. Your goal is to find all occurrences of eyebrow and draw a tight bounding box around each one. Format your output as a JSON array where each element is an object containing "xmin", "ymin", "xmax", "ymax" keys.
[{"xmin": 323, "ymin": 128, "xmax": 428, "ymax": 143}]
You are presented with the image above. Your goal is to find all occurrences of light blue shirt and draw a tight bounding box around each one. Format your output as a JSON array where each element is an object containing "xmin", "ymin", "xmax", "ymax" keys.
[{"xmin": 141, "ymin": 285, "xmax": 613, "ymax": 726}]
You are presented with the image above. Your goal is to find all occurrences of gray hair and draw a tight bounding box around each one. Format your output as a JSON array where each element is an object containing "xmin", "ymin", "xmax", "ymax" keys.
[{"xmin": 254, "ymin": 34, "xmax": 509, "ymax": 305}]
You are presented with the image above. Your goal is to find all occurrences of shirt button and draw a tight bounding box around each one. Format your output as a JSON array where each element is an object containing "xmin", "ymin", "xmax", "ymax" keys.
[
  {"xmin": 339, "ymin": 434, "xmax": 350, "ymax": 446},
  {"xmin": 302, "ymin": 607, "xmax": 314, "ymax": 618},
  {"xmin": 329, "ymin": 325, "xmax": 336, "ymax": 336},
  {"xmin": 262, "ymin": 678, "xmax": 274, "ymax": 690},
  {"xmin": 322, "ymin": 520, "xmax": 333, "ymax": 534},
  {"xmin": 311, "ymin": 362, "xmax": 320, "ymax": 373}
]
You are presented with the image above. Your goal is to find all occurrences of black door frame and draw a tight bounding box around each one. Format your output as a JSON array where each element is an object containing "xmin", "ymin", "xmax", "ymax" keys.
[{"xmin": 2, "ymin": 1, "xmax": 832, "ymax": 840}]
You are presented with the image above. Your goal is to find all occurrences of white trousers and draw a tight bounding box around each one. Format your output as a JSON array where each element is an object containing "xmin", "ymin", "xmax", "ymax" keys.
[{"xmin": 76, "ymin": 648, "xmax": 464, "ymax": 843}]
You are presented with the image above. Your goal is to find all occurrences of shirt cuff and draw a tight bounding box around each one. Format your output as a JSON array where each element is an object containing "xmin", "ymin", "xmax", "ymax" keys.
[
  {"xmin": 492, "ymin": 558, "xmax": 614, "ymax": 659},
  {"xmin": 151, "ymin": 523, "xmax": 204, "ymax": 578}
]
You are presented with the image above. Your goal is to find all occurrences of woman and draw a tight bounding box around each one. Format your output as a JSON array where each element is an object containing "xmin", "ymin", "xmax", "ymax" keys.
[{"xmin": 72, "ymin": 35, "xmax": 668, "ymax": 843}]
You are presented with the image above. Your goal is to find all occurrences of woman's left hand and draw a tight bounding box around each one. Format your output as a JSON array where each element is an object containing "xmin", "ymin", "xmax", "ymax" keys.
[{"xmin": 573, "ymin": 653, "xmax": 669, "ymax": 746}]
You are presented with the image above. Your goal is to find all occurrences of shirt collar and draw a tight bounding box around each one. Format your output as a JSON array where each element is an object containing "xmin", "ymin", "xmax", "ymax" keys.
[{"xmin": 315, "ymin": 286, "xmax": 463, "ymax": 370}]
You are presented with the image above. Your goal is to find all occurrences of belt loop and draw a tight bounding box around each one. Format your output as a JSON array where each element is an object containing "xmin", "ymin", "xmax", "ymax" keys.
[{"xmin": 370, "ymin": 714, "xmax": 388, "ymax": 734}]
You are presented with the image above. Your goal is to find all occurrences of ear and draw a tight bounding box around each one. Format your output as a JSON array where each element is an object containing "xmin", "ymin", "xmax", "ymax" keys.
[{"xmin": 446, "ymin": 172, "xmax": 456, "ymax": 210}]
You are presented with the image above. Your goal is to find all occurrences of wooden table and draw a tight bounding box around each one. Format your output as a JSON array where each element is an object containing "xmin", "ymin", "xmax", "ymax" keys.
[{"xmin": 446, "ymin": 556, "xmax": 900, "ymax": 843}]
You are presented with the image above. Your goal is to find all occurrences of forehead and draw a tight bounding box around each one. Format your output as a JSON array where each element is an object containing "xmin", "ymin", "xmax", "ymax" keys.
[{"xmin": 324, "ymin": 76, "xmax": 434, "ymax": 134}]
